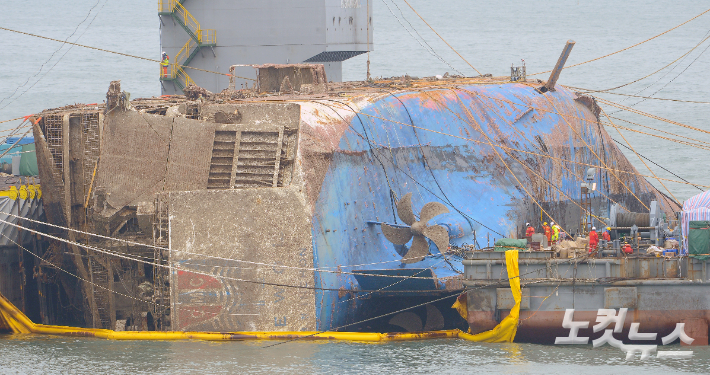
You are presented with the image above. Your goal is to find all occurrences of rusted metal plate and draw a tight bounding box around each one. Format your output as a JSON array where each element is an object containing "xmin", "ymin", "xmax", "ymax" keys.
[
  {"xmin": 496, "ymin": 288, "xmax": 530, "ymax": 310},
  {"xmin": 169, "ymin": 188, "xmax": 316, "ymax": 332},
  {"xmin": 163, "ymin": 117, "xmax": 215, "ymax": 191},
  {"xmin": 604, "ymin": 287, "xmax": 637, "ymax": 309}
]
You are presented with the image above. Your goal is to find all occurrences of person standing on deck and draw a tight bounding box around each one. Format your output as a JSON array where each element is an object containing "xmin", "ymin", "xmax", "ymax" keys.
[
  {"xmin": 161, "ymin": 52, "xmax": 170, "ymax": 78},
  {"xmin": 551, "ymin": 222, "xmax": 560, "ymax": 244},
  {"xmin": 602, "ymin": 227, "xmax": 611, "ymax": 242},
  {"xmin": 542, "ymin": 222, "xmax": 551, "ymax": 245},
  {"xmin": 589, "ymin": 226, "xmax": 599, "ymax": 253},
  {"xmin": 525, "ymin": 223, "xmax": 535, "ymax": 237},
  {"xmin": 525, "ymin": 222, "xmax": 535, "ymax": 245}
]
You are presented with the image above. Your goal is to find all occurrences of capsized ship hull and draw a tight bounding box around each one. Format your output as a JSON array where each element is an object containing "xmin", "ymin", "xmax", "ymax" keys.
[
  {"xmin": 29, "ymin": 76, "xmax": 676, "ymax": 332},
  {"xmin": 302, "ymin": 81, "xmax": 675, "ymax": 331}
]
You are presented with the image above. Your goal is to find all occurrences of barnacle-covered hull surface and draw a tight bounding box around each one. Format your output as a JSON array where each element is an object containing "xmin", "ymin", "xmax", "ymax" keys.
[{"xmin": 30, "ymin": 74, "xmax": 675, "ymax": 332}]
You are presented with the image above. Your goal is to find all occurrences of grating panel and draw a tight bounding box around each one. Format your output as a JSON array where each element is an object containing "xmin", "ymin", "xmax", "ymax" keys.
[
  {"xmin": 207, "ymin": 127, "xmax": 296, "ymax": 189},
  {"xmin": 82, "ymin": 112, "xmax": 101, "ymax": 203},
  {"xmin": 42, "ymin": 114, "xmax": 64, "ymax": 173}
]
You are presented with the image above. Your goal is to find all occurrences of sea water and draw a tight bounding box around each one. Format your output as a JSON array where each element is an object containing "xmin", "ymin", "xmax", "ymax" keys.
[
  {"xmin": 1, "ymin": 0, "xmax": 709, "ymax": 372},
  {"xmin": 0, "ymin": 335, "xmax": 709, "ymax": 374}
]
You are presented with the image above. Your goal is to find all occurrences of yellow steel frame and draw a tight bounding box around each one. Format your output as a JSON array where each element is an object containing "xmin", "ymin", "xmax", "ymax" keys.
[{"xmin": 158, "ymin": 0, "xmax": 215, "ymax": 84}]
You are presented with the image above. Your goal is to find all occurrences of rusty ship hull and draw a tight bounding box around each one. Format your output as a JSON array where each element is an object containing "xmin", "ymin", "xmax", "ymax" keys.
[{"xmin": 24, "ymin": 72, "xmax": 677, "ymax": 333}]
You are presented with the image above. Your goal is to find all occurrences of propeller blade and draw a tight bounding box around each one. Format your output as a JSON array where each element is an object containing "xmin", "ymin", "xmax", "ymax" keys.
[
  {"xmin": 388, "ymin": 312, "xmax": 423, "ymax": 332},
  {"xmin": 396, "ymin": 193, "xmax": 416, "ymax": 226},
  {"xmin": 381, "ymin": 224, "xmax": 413, "ymax": 245},
  {"xmin": 422, "ymin": 225, "xmax": 450, "ymax": 254},
  {"xmin": 402, "ymin": 235, "xmax": 429, "ymax": 263},
  {"xmin": 419, "ymin": 201, "xmax": 450, "ymax": 224},
  {"xmin": 423, "ymin": 304, "xmax": 445, "ymax": 331}
]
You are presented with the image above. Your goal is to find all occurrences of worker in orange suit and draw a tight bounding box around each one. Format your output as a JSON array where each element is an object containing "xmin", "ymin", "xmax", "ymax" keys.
[
  {"xmin": 525, "ymin": 222, "xmax": 535, "ymax": 246},
  {"xmin": 542, "ymin": 222, "xmax": 551, "ymax": 245},
  {"xmin": 623, "ymin": 242, "xmax": 633, "ymax": 254},
  {"xmin": 161, "ymin": 52, "xmax": 170, "ymax": 78},
  {"xmin": 589, "ymin": 226, "xmax": 599, "ymax": 253},
  {"xmin": 525, "ymin": 222, "xmax": 535, "ymax": 237},
  {"xmin": 602, "ymin": 227, "xmax": 611, "ymax": 242}
]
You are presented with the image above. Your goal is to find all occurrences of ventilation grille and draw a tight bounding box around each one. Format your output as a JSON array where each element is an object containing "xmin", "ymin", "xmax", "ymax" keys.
[
  {"xmin": 207, "ymin": 127, "xmax": 295, "ymax": 189},
  {"xmin": 42, "ymin": 114, "xmax": 64, "ymax": 172},
  {"xmin": 207, "ymin": 130, "xmax": 237, "ymax": 189},
  {"xmin": 82, "ymin": 112, "xmax": 101, "ymax": 200},
  {"xmin": 233, "ymin": 130, "xmax": 283, "ymax": 188}
]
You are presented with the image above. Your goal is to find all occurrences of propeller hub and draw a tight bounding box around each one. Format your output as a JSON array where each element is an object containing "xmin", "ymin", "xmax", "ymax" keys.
[
  {"xmin": 411, "ymin": 221, "xmax": 425, "ymax": 235},
  {"xmin": 380, "ymin": 193, "xmax": 451, "ymax": 264}
]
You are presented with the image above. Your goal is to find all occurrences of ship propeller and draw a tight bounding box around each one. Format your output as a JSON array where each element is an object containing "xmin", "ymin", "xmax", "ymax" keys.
[{"xmin": 381, "ymin": 193, "xmax": 450, "ymax": 264}]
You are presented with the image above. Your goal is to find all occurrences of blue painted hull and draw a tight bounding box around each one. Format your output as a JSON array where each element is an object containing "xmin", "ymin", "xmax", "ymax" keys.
[{"xmin": 305, "ymin": 83, "xmax": 672, "ymax": 330}]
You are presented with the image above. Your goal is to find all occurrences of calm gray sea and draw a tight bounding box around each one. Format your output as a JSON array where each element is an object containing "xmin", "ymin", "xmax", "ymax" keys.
[
  {"xmin": 1, "ymin": 0, "xmax": 709, "ymax": 373},
  {"xmin": 1, "ymin": 335, "xmax": 709, "ymax": 375}
]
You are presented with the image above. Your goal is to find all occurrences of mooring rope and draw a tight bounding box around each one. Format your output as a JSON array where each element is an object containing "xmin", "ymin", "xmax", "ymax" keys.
[
  {"xmin": 529, "ymin": 7, "xmax": 710, "ymax": 76},
  {"xmin": 0, "ymin": 26, "xmax": 255, "ymax": 81}
]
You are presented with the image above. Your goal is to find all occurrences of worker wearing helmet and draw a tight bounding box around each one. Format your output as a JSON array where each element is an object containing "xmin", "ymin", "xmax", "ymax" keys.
[
  {"xmin": 542, "ymin": 222, "xmax": 551, "ymax": 245},
  {"xmin": 623, "ymin": 242, "xmax": 633, "ymax": 254},
  {"xmin": 161, "ymin": 52, "xmax": 170, "ymax": 78},
  {"xmin": 602, "ymin": 227, "xmax": 611, "ymax": 242},
  {"xmin": 525, "ymin": 222, "xmax": 535, "ymax": 238},
  {"xmin": 589, "ymin": 226, "xmax": 599, "ymax": 253},
  {"xmin": 551, "ymin": 222, "xmax": 560, "ymax": 244}
]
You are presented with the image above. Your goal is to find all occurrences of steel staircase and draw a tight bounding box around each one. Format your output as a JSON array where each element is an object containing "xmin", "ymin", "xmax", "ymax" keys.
[{"xmin": 159, "ymin": 0, "xmax": 217, "ymax": 91}]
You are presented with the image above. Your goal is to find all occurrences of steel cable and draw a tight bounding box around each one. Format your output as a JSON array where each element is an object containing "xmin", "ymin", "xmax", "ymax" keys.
[
  {"xmin": 525, "ymin": 84, "xmax": 651, "ymax": 211},
  {"xmin": 611, "ymin": 139, "xmax": 704, "ymax": 192},
  {"xmin": 399, "ymin": 0, "xmax": 482, "ymax": 75},
  {"xmin": 597, "ymin": 97, "xmax": 710, "ymax": 136},
  {"xmin": 0, "ymin": 0, "xmax": 105, "ymax": 108},
  {"xmin": 529, "ymin": 7, "xmax": 710, "ymax": 76},
  {"xmin": 601, "ymin": 121, "xmax": 710, "ymax": 151},
  {"xmin": 2, "ymin": 210, "xmax": 449, "ymax": 280},
  {"xmin": 318, "ymin": 97, "xmax": 710, "ymax": 188},
  {"xmin": 602, "ymin": 107, "xmax": 680, "ymax": 206},
  {"xmin": 607, "ymin": 115, "xmax": 710, "ymax": 146},
  {"xmin": 380, "ymin": 0, "xmax": 463, "ymax": 75},
  {"xmin": 0, "ymin": 26, "xmax": 255, "ymax": 81}
]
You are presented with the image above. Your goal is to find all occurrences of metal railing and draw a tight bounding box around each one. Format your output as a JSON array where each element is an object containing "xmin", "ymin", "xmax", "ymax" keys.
[
  {"xmin": 174, "ymin": 31, "xmax": 216, "ymax": 67},
  {"xmin": 157, "ymin": 0, "xmax": 176, "ymax": 13},
  {"xmin": 174, "ymin": 65, "xmax": 195, "ymax": 87},
  {"xmin": 174, "ymin": 38, "xmax": 196, "ymax": 67},
  {"xmin": 159, "ymin": 64, "xmax": 194, "ymax": 88},
  {"xmin": 199, "ymin": 29, "xmax": 216, "ymax": 44},
  {"xmin": 173, "ymin": 0, "xmax": 200, "ymax": 36},
  {"xmin": 158, "ymin": 0, "xmax": 213, "ymax": 88}
]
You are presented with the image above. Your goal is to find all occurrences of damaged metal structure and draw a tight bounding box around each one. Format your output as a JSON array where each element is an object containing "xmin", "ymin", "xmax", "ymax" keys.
[
  {"xmin": 462, "ymin": 250, "xmax": 710, "ymax": 346},
  {"xmin": 0, "ymin": 179, "xmax": 45, "ymax": 323},
  {"xmin": 30, "ymin": 65, "xmax": 676, "ymax": 332}
]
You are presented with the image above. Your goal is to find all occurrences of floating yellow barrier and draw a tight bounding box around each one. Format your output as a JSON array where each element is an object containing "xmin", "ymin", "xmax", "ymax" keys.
[
  {"xmin": 459, "ymin": 250, "xmax": 521, "ymax": 343},
  {"xmin": 0, "ymin": 251, "xmax": 520, "ymax": 342},
  {"xmin": 0, "ymin": 290, "xmax": 458, "ymax": 341}
]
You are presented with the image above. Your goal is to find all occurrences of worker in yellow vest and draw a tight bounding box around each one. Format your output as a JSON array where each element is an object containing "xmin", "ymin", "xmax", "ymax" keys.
[
  {"xmin": 161, "ymin": 52, "xmax": 170, "ymax": 78},
  {"xmin": 551, "ymin": 222, "xmax": 560, "ymax": 244},
  {"xmin": 542, "ymin": 222, "xmax": 551, "ymax": 244}
]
